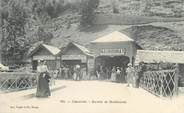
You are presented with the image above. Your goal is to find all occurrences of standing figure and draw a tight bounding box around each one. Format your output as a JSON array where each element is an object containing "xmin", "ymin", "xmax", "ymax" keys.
[
  {"xmin": 111, "ymin": 66, "xmax": 116, "ymax": 82},
  {"xmin": 64, "ymin": 66, "xmax": 69, "ymax": 79},
  {"xmin": 126, "ymin": 63, "xmax": 135, "ymax": 87},
  {"xmin": 81, "ymin": 66, "xmax": 87, "ymax": 80},
  {"xmin": 116, "ymin": 67, "xmax": 121, "ymax": 83},
  {"xmin": 121, "ymin": 67, "xmax": 126, "ymax": 83},
  {"xmin": 73, "ymin": 66, "xmax": 77, "ymax": 80},
  {"xmin": 106, "ymin": 67, "xmax": 110, "ymax": 80},
  {"xmin": 75, "ymin": 64, "xmax": 81, "ymax": 81},
  {"xmin": 59, "ymin": 66, "xmax": 64, "ymax": 79},
  {"xmin": 36, "ymin": 60, "xmax": 51, "ymax": 97},
  {"xmin": 99, "ymin": 65, "xmax": 103, "ymax": 80}
]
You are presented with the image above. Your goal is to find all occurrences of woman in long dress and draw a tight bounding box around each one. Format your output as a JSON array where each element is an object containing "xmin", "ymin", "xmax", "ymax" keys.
[
  {"xmin": 116, "ymin": 67, "xmax": 121, "ymax": 83},
  {"xmin": 111, "ymin": 67, "xmax": 116, "ymax": 82},
  {"xmin": 126, "ymin": 63, "xmax": 135, "ymax": 87},
  {"xmin": 36, "ymin": 60, "xmax": 51, "ymax": 97}
]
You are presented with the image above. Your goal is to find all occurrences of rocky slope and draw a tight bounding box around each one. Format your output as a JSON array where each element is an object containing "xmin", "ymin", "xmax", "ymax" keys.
[
  {"xmin": 98, "ymin": 0, "xmax": 184, "ymax": 17},
  {"xmin": 35, "ymin": 0, "xmax": 184, "ymax": 51}
]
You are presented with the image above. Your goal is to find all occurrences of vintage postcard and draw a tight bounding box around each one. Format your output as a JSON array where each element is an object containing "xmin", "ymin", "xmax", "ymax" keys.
[{"xmin": 0, "ymin": 0, "xmax": 184, "ymax": 113}]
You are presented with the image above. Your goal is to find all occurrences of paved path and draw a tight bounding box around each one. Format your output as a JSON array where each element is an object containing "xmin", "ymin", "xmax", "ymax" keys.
[{"xmin": 0, "ymin": 80, "xmax": 184, "ymax": 113}]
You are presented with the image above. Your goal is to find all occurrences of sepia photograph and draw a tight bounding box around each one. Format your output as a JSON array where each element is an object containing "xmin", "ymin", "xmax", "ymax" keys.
[{"xmin": 0, "ymin": 0, "xmax": 184, "ymax": 113}]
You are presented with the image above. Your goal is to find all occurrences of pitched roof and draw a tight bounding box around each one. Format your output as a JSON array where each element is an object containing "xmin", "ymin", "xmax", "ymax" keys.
[
  {"xmin": 64, "ymin": 42, "xmax": 94, "ymax": 56},
  {"xmin": 28, "ymin": 44, "xmax": 60, "ymax": 57},
  {"xmin": 42, "ymin": 44, "xmax": 60, "ymax": 55},
  {"xmin": 91, "ymin": 31, "xmax": 134, "ymax": 43},
  {"xmin": 135, "ymin": 50, "xmax": 184, "ymax": 64}
]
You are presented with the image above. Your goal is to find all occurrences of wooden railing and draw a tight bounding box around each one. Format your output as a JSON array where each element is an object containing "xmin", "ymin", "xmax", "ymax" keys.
[
  {"xmin": 139, "ymin": 70, "xmax": 178, "ymax": 97},
  {"xmin": 0, "ymin": 72, "xmax": 37, "ymax": 92}
]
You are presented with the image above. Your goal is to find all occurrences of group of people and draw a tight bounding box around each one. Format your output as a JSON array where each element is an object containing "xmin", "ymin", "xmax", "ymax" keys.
[
  {"xmin": 35, "ymin": 60, "xmax": 85, "ymax": 98},
  {"xmin": 95, "ymin": 65, "xmax": 125, "ymax": 81},
  {"xmin": 58, "ymin": 64, "xmax": 85, "ymax": 80},
  {"xmin": 110, "ymin": 66, "xmax": 125, "ymax": 82},
  {"xmin": 95, "ymin": 63, "xmax": 139, "ymax": 87},
  {"xmin": 35, "ymin": 59, "xmax": 143, "ymax": 98}
]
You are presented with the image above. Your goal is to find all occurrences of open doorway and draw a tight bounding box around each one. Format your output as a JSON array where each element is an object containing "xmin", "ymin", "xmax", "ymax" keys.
[
  {"xmin": 62, "ymin": 60, "xmax": 87, "ymax": 79},
  {"xmin": 94, "ymin": 56, "xmax": 130, "ymax": 80}
]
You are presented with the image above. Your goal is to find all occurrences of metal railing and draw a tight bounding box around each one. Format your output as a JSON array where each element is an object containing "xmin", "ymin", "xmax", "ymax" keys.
[
  {"xmin": 0, "ymin": 72, "xmax": 37, "ymax": 92},
  {"xmin": 139, "ymin": 70, "xmax": 178, "ymax": 97},
  {"xmin": 0, "ymin": 72, "xmax": 56, "ymax": 92}
]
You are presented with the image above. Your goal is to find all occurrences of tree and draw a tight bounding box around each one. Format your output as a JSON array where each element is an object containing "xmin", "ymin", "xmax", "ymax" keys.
[
  {"xmin": 112, "ymin": 0, "xmax": 119, "ymax": 14},
  {"xmin": 37, "ymin": 26, "xmax": 53, "ymax": 44},
  {"xmin": 80, "ymin": 0, "xmax": 99, "ymax": 27},
  {"xmin": 1, "ymin": 0, "xmax": 30, "ymax": 65}
]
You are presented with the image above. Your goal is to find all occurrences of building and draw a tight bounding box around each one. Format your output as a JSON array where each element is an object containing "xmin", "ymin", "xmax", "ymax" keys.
[
  {"xmin": 135, "ymin": 50, "xmax": 184, "ymax": 77},
  {"xmin": 90, "ymin": 31, "xmax": 141, "ymax": 69},
  {"xmin": 28, "ymin": 44, "xmax": 60, "ymax": 70},
  {"xmin": 135, "ymin": 50, "xmax": 184, "ymax": 64},
  {"xmin": 60, "ymin": 42, "xmax": 94, "ymax": 79}
]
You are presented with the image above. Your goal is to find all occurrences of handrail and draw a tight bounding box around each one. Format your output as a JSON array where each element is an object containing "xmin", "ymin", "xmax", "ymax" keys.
[
  {"xmin": 0, "ymin": 72, "xmax": 37, "ymax": 92},
  {"xmin": 139, "ymin": 69, "xmax": 178, "ymax": 97}
]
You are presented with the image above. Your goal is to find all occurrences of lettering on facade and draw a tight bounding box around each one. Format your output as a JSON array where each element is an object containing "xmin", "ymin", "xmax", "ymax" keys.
[
  {"xmin": 62, "ymin": 55, "xmax": 87, "ymax": 63},
  {"xmin": 33, "ymin": 55, "xmax": 56, "ymax": 60},
  {"xmin": 100, "ymin": 48, "xmax": 127, "ymax": 56}
]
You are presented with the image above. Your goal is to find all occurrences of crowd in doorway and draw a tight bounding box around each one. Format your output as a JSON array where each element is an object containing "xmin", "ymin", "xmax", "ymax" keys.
[
  {"xmin": 50, "ymin": 62, "xmax": 146, "ymax": 88},
  {"xmin": 94, "ymin": 65, "xmax": 126, "ymax": 83},
  {"xmin": 94, "ymin": 63, "xmax": 145, "ymax": 88},
  {"xmin": 55, "ymin": 64, "xmax": 87, "ymax": 81}
]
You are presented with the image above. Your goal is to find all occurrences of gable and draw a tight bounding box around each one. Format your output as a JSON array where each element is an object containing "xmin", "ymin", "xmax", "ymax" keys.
[
  {"xmin": 62, "ymin": 44, "xmax": 84, "ymax": 55},
  {"xmin": 33, "ymin": 46, "xmax": 53, "ymax": 56}
]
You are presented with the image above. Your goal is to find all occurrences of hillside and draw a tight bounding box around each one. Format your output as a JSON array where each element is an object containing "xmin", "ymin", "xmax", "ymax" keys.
[
  {"xmin": 98, "ymin": 0, "xmax": 184, "ymax": 18},
  {"xmin": 49, "ymin": 20, "xmax": 184, "ymax": 51},
  {"xmin": 45, "ymin": 0, "xmax": 184, "ymax": 51},
  {"xmin": 2, "ymin": 0, "xmax": 184, "ymax": 54},
  {"xmin": 46, "ymin": 9, "xmax": 184, "ymax": 50}
]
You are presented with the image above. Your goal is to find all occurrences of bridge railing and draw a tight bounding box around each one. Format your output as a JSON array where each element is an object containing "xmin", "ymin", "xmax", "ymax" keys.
[
  {"xmin": 0, "ymin": 72, "xmax": 37, "ymax": 92},
  {"xmin": 0, "ymin": 72, "xmax": 56, "ymax": 92},
  {"xmin": 139, "ymin": 70, "xmax": 178, "ymax": 97}
]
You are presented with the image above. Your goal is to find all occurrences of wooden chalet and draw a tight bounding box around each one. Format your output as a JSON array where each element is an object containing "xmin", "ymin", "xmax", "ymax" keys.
[
  {"xmin": 28, "ymin": 44, "xmax": 60, "ymax": 70},
  {"xmin": 90, "ymin": 31, "xmax": 141, "ymax": 68},
  {"xmin": 60, "ymin": 42, "xmax": 94, "ymax": 79}
]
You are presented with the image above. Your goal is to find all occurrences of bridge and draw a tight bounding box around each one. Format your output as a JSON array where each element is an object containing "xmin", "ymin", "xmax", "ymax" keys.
[{"xmin": 0, "ymin": 80, "xmax": 184, "ymax": 113}]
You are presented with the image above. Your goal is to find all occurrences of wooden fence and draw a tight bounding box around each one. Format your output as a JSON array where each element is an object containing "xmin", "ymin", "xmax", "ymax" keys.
[{"xmin": 139, "ymin": 70, "xmax": 178, "ymax": 97}]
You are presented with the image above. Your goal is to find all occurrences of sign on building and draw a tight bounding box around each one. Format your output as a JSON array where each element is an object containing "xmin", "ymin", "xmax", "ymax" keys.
[
  {"xmin": 100, "ymin": 48, "xmax": 127, "ymax": 56},
  {"xmin": 61, "ymin": 55, "xmax": 87, "ymax": 63}
]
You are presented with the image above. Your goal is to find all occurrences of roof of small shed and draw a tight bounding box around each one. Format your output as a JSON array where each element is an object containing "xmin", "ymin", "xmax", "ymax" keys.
[
  {"xmin": 135, "ymin": 50, "xmax": 184, "ymax": 64},
  {"xmin": 28, "ymin": 44, "xmax": 60, "ymax": 57},
  {"xmin": 63, "ymin": 42, "xmax": 94, "ymax": 57}
]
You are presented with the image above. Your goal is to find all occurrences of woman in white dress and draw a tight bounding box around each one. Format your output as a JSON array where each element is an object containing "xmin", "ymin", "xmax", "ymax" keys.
[
  {"xmin": 126, "ymin": 63, "xmax": 135, "ymax": 87},
  {"xmin": 111, "ymin": 66, "xmax": 116, "ymax": 82}
]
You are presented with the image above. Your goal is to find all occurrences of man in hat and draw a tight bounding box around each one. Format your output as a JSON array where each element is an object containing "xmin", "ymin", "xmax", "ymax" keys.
[{"xmin": 126, "ymin": 63, "xmax": 135, "ymax": 87}]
